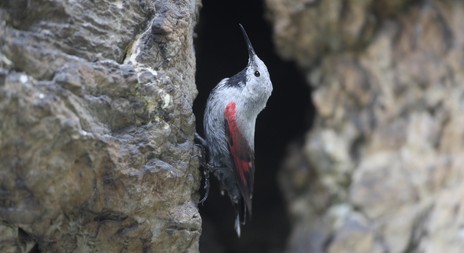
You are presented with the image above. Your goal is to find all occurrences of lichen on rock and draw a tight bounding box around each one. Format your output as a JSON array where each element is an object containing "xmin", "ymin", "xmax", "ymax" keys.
[{"xmin": 0, "ymin": 0, "xmax": 201, "ymax": 252}]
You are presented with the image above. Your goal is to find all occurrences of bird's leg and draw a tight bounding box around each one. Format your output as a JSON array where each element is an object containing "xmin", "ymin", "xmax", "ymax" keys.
[
  {"xmin": 194, "ymin": 133, "xmax": 215, "ymax": 205},
  {"xmin": 194, "ymin": 133, "xmax": 207, "ymax": 147},
  {"xmin": 199, "ymin": 168, "xmax": 210, "ymax": 205},
  {"xmin": 194, "ymin": 133, "xmax": 215, "ymax": 169}
]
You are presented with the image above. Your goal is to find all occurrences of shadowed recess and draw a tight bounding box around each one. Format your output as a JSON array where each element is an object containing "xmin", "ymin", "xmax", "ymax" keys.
[{"xmin": 194, "ymin": 0, "xmax": 315, "ymax": 252}]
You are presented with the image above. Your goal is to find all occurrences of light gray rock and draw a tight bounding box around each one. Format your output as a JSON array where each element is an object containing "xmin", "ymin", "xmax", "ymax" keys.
[
  {"xmin": 0, "ymin": 0, "xmax": 201, "ymax": 252},
  {"xmin": 267, "ymin": 0, "xmax": 464, "ymax": 253}
]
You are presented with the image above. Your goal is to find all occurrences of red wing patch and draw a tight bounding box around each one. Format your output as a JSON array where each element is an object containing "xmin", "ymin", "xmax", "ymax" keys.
[{"xmin": 224, "ymin": 102, "xmax": 255, "ymax": 215}]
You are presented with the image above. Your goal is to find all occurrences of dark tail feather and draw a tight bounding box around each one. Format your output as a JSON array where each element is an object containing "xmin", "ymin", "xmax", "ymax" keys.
[{"xmin": 234, "ymin": 197, "xmax": 252, "ymax": 237}]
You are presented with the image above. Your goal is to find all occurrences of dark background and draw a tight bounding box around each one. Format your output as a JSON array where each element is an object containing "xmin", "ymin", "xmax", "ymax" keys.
[{"xmin": 193, "ymin": 0, "xmax": 314, "ymax": 252}]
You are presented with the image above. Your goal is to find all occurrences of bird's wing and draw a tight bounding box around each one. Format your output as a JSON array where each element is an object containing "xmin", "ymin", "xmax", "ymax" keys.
[{"xmin": 224, "ymin": 102, "xmax": 255, "ymax": 216}]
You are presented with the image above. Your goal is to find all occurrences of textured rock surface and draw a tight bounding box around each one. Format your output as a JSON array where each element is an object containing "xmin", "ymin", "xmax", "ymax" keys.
[
  {"xmin": 0, "ymin": 0, "xmax": 201, "ymax": 252},
  {"xmin": 267, "ymin": 0, "xmax": 464, "ymax": 253}
]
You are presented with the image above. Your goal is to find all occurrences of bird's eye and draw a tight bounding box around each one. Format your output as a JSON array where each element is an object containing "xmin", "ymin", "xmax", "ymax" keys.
[{"xmin": 254, "ymin": 71, "xmax": 260, "ymax": 77}]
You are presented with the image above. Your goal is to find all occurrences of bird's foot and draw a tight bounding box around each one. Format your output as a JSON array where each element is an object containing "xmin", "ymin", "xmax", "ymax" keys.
[
  {"xmin": 199, "ymin": 168, "xmax": 210, "ymax": 205},
  {"xmin": 194, "ymin": 132, "xmax": 215, "ymax": 205},
  {"xmin": 194, "ymin": 133, "xmax": 210, "ymax": 168}
]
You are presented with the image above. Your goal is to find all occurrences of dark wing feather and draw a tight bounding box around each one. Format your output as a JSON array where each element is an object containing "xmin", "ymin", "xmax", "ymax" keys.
[{"xmin": 224, "ymin": 102, "xmax": 255, "ymax": 216}]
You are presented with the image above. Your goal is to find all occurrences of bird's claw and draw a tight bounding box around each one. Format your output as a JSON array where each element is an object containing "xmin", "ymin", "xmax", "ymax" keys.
[
  {"xmin": 194, "ymin": 132, "xmax": 214, "ymax": 205},
  {"xmin": 199, "ymin": 168, "xmax": 210, "ymax": 205}
]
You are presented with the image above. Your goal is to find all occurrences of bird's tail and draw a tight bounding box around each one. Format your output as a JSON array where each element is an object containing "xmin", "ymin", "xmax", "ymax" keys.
[
  {"xmin": 233, "ymin": 197, "xmax": 249, "ymax": 237},
  {"xmin": 234, "ymin": 214, "xmax": 241, "ymax": 237}
]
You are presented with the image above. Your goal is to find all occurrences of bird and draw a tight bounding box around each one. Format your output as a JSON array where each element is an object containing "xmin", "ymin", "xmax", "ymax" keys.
[{"xmin": 195, "ymin": 24, "xmax": 272, "ymax": 237}]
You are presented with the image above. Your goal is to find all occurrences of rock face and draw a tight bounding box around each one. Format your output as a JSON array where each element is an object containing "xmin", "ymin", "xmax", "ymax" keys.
[
  {"xmin": 0, "ymin": 0, "xmax": 201, "ymax": 252},
  {"xmin": 266, "ymin": 1, "xmax": 464, "ymax": 253}
]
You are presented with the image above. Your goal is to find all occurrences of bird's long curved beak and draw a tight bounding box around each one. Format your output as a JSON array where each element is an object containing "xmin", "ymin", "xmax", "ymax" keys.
[{"xmin": 238, "ymin": 24, "xmax": 256, "ymax": 62}]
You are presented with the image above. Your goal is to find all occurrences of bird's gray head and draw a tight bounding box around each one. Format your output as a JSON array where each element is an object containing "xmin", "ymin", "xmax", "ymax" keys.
[{"xmin": 237, "ymin": 24, "xmax": 272, "ymax": 111}]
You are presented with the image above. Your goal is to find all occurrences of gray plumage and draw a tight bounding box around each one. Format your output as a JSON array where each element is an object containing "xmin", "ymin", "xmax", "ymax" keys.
[{"xmin": 200, "ymin": 24, "xmax": 272, "ymax": 237}]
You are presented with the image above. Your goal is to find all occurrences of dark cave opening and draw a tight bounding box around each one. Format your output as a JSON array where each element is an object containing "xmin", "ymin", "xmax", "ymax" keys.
[{"xmin": 193, "ymin": 0, "xmax": 314, "ymax": 252}]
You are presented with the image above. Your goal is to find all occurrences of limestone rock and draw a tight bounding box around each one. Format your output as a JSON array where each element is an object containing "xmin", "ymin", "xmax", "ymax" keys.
[
  {"xmin": 267, "ymin": 0, "xmax": 464, "ymax": 252},
  {"xmin": 0, "ymin": 0, "xmax": 201, "ymax": 252}
]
